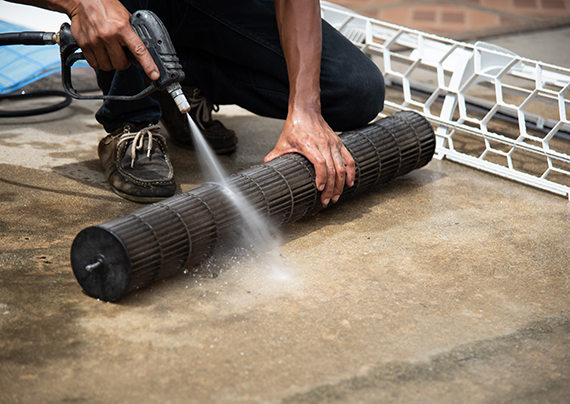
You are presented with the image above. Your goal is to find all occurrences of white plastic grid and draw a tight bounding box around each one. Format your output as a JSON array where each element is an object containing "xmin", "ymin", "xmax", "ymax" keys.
[{"xmin": 322, "ymin": 2, "xmax": 570, "ymax": 200}]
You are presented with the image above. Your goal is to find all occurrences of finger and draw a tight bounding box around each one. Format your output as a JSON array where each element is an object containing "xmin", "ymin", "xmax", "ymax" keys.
[
  {"xmin": 105, "ymin": 41, "xmax": 131, "ymax": 71},
  {"xmin": 71, "ymin": 26, "xmax": 116, "ymax": 71},
  {"xmin": 124, "ymin": 29, "xmax": 159, "ymax": 80},
  {"xmin": 313, "ymin": 153, "xmax": 329, "ymax": 196},
  {"xmin": 297, "ymin": 147, "xmax": 328, "ymax": 195},
  {"xmin": 80, "ymin": 48, "xmax": 100, "ymax": 70},
  {"xmin": 91, "ymin": 46, "xmax": 114, "ymax": 71},
  {"xmin": 341, "ymin": 147, "xmax": 356, "ymax": 187},
  {"xmin": 291, "ymin": 143, "xmax": 328, "ymax": 197},
  {"xmin": 263, "ymin": 148, "xmax": 281, "ymax": 163},
  {"xmin": 331, "ymin": 151, "xmax": 346, "ymax": 203},
  {"xmin": 319, "ymin": 152, "xmax": 337, "ymax": 206},
  {"xmin": 271, "ymin": 142, "xmax": 328, "ymax": 193}
]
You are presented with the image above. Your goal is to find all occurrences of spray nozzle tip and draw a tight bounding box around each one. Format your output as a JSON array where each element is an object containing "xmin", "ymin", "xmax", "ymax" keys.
[
  {"xmin": 166, "ymin": 83, "xmax": 191, "ymax": 114},
  {"xmin": 177, "ymin": 98, "xmax": 191, "ymax": 114}
]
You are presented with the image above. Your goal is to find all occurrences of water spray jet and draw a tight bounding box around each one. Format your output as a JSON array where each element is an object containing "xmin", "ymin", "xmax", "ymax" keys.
[{"xmin": 70, "ymin": 110, "xmax": 435, "ymax": 301}]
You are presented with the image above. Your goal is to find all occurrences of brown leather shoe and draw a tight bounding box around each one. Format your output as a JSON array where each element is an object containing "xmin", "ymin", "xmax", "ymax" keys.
[
  {"xmin": 153, "ymin": 87, "xmax": 238, "ymax": 155},
  {"xmin": 98, "ymin": 123, "xmax": 176, "ymax": 203}
]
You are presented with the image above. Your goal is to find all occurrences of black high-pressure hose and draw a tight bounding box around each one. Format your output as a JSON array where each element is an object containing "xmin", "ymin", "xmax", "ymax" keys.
[
  {"xmin": 0, "ymin": 30, "xmax": 72, "ymax": 117},
  {"xmin": 0, "ymin": 31, "xmax": 57, "ymax": 45}
]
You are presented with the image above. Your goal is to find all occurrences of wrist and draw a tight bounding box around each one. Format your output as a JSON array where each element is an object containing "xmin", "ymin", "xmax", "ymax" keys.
[
  {"xmin": 43, "ymin": 0, "xmax": 80, "ymax": 15},
  {"xmin": 288, "ymin": 96, "xmax": 322, "ymax": 117}
]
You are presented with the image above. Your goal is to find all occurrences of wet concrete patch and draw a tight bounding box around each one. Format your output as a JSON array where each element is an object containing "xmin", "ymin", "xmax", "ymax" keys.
[
  {"xmin": 0, "ymin": 270, "xmax": 83, "ymax": 366},
  {"xmin": 0, "ymin": 167, "xmax": 132, "ymax": 367},
  {"xmin": 1, "ymin": 93, "xmax": 569, "ymax": 403}
]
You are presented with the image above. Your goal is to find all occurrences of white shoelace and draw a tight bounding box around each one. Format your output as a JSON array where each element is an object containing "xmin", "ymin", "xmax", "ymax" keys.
[{"xmin": 117, "ymin": 124, "xmax": 161, "ymax": 168}]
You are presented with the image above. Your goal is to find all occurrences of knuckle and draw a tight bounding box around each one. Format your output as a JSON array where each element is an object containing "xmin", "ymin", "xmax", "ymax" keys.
[
  {"xmin": 114, "ymin": 21, "xmax": 132, "ymax": 36},
  {"xmin": 97, "ymin": 28, "xmax": 114, "ymax": 43},
  {"xmin": 313, "ymin": 155, "xmax": 326, "ymax": 166},
  {"xmin": 118, "ymin": 20, "xmax": 131, "ymax": 31},
  {"xmin": 132, "ymin": 43, "xmax": 148, "ymax": 57}
]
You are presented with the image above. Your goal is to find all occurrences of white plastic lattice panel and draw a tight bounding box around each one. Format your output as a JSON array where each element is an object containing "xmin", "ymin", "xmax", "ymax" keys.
[{"xmin": 322, "ymin": 2, "xmax": 570, "ymax": 200}]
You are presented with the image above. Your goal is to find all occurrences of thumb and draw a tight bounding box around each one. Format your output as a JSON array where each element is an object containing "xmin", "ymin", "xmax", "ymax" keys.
[{"xmin": 264, "ymin": 151, "xmax": 278, "ymax": 163}]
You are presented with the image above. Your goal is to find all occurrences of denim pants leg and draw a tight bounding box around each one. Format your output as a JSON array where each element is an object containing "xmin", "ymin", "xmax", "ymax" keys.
[{"xmin": 95, "ymin": 0, "xmax": 385, "ymax": 133}]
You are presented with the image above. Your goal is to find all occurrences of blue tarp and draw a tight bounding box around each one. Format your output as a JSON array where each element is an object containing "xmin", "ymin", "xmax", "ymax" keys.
[{"xmin": 0, "ymin": 20, "xmax": 89, "ymax": 94}]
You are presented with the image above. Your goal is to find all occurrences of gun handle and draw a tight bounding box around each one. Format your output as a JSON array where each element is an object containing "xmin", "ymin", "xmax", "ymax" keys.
[
  {"xmin": 58, "ymin": 23, "xmax": 156, "ymax": 101},
  {"xmin": 58, "ymin": 11, "xmax": 185, "ymax": 103},
  {"xmin": 59, "ymin": 23, "xmax": 84, "ymax": 98}
]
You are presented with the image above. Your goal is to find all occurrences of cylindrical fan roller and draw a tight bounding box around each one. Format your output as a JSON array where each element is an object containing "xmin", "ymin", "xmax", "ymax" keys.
[{"xmin": 71, "ymin": 110, "xmax": 435, "ymax": 301}]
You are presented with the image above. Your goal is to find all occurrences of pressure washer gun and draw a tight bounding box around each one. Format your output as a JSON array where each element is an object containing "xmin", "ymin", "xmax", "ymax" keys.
[{"xmin": 1, "ymin": 10, "xmax": 190, "ymax": 114}]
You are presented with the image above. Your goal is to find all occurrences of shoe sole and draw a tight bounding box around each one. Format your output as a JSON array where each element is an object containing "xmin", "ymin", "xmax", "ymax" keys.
[{"xmin": 112, "ymin": 188, "xmax": 174, "ymax": 204}]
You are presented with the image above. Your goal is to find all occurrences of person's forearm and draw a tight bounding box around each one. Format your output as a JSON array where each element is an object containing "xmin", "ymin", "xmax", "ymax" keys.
[
  {"xmin": 274, "ymin": 0, "xmax": 322, "ymax": 114},
  {"xmin": 7, "ymin": 0, "xmax": 159, "ymax": 77},
  {"xmin": 269, "ymin": 0, "xmax": 355, "ymax": 206}
]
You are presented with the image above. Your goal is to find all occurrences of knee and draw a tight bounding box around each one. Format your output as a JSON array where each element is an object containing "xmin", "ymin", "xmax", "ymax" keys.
[{"xmin": 322, "ymin": 58, "xmax": 385, "ymax": 132}]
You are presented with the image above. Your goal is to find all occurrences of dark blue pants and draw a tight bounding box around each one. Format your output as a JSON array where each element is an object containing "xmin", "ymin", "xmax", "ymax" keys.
[{"xmin": 95, "ymin": 0, "xmax": 385, "ymax": 133}]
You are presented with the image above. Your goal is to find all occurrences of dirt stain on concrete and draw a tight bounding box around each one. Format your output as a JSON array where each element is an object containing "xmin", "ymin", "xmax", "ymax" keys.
[{"xmin": 281, "ymin": 315, "xmax": 570, "ymax": 404}]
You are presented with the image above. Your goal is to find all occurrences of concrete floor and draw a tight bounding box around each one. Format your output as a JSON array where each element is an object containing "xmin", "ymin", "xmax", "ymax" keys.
[{"xmin": 1, "ymin": 28, "xmax": 570, "ymax": 404}]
